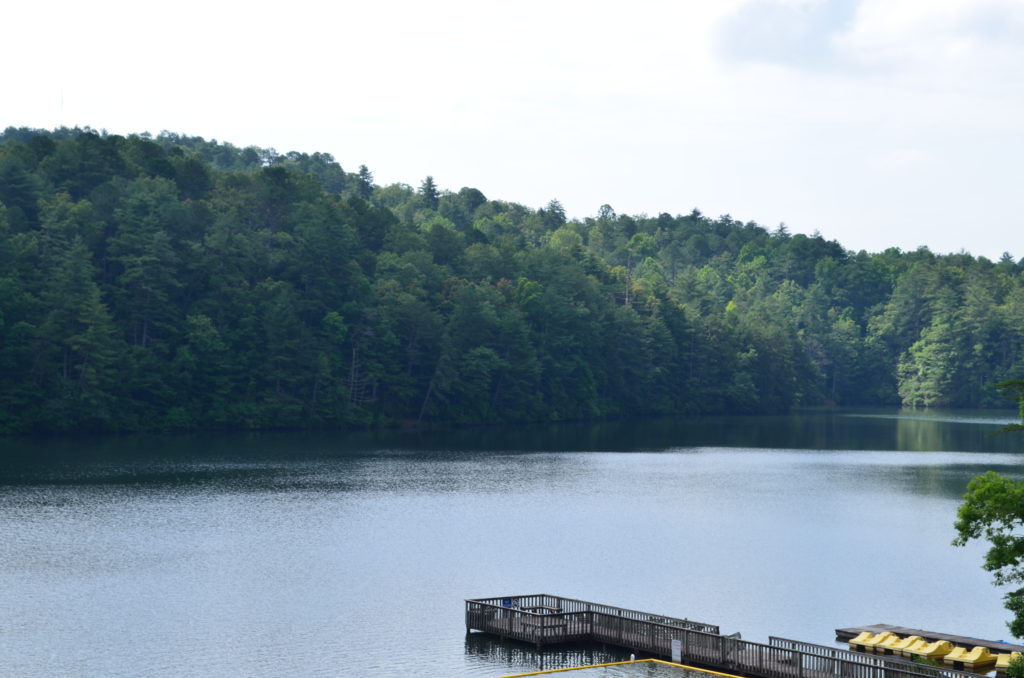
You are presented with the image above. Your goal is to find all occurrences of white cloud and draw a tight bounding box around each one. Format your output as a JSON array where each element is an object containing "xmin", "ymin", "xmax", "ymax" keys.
[{"xmin": 837, "ymin": 0, "xmax": 1024, "ymax": 66}]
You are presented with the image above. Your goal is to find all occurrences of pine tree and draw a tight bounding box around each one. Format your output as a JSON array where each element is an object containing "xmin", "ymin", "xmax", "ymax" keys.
[
  {"xmin": 419, "ymin": 175, "xmax": 440, "ymax": 210},
  {"xmin": 356, "ymin": 165, "xmax": 374, "ymax": 200}
]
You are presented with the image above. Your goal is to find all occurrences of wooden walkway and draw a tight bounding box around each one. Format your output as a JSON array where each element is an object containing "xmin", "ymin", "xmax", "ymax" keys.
[
  {"xmin": 467, "ymin": 595, "xmax": 1008, "ymax": 678},
  {"xmin": 835, "ymin": 625, "xmax": 1024, "ymax": 654}
]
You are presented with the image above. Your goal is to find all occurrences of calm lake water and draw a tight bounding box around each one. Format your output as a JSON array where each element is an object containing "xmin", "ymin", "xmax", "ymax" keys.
[{"xmin": 1, "ymin": 409, "xmax": 1022, "ymax": 677}]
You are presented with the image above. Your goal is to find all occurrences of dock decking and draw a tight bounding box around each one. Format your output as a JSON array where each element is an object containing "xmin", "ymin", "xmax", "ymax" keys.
[{"xmin": 467, "ymin": 595, "xmax": 1009, "ymax": 678}]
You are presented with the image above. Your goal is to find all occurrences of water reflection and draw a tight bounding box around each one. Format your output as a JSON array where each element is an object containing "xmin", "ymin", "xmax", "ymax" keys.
[
  {"xmin": 848, "ymin": 411, "xmax": 1018, "ymax": 425},
  {"xmin": 464, "ymin": 635, "xmax": 745, "ymax": 677},
  {"xmin": 464, "ymin": 634, "xmax": 629, "ymax": 675},
  {"xmin": 888, "ymin": 412, "xmax": 1015, "ymax": 452},
  {"xmin": 897, "ymin": 461, "xmax": 1020, "ymax": 498},
  {"xmin": 2, "ymin": 409, "xmax": 1020, "ymax": 487},
  {"xmin": 390, "ymin": 408, "xmax": 1020, "ymax": 454}
]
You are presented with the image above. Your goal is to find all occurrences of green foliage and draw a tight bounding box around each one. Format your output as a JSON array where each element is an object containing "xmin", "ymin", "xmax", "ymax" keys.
[
  {"xmin": 998, "ymin": 381, "xmax": 1024, "ymax": 434},
  {"xmin": 0, "ymin": 126, "xmax": 1023, "ymax": 433},
  {"xmin": 953, "ymin": 466, "xmax": 1024, "ymax": 637},
  {"xmin": 1007, "ymin": 653, "xmax": 1024, "ymax": 678}
]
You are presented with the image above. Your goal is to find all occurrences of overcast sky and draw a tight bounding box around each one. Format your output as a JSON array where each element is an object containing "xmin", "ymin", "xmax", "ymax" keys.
[{"xmin": 4, "ymin": 0, "xmax": 1023, "ymax": 259}]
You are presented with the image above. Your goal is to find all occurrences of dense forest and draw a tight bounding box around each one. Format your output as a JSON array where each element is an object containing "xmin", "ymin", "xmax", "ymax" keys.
[{"xmin": 0, "ymin": 127, "xmax": 1022, "ymax": 434}]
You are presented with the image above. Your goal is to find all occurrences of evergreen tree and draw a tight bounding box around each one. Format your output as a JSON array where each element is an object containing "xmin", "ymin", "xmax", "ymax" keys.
[
  {"xmin": 419, "ymin": 175, "xmax": 440, "ymax": 210},
  {"xmin": 357, "ymin": 165, "xmax": 374, "ymax": 200},
  {"xmin": 0, "ymin": 126, "xmax": 1021, "ymax": 433}
]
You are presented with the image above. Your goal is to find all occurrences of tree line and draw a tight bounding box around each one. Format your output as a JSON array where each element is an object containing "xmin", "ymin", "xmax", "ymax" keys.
[{"xmin": 1, "ymin": 127, "xmax": 1022, "ymax": 433}]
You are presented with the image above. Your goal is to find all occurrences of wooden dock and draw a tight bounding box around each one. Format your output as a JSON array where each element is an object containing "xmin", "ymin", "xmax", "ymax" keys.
[
  {"xmin": 770, "ymin": 636, "xmax": 987, "ymax": 678},
  {"xmin": 835, "ymin": 625, "xmax": 1024, "ymax": 654},
  {"xmin": 467, "ymin": 595, "xmax": 1008, "ymax": 678}
]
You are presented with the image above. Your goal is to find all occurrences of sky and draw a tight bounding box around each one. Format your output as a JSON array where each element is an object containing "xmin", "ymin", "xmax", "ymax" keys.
[{"xmin": 3, "ymin": 0, "xmax": 1023, "ymax": 259}]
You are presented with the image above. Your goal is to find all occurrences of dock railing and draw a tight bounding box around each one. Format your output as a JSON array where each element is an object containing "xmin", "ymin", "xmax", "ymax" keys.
[
  {"xmin": 466, "ymin": 594, "xmax": 719, "ymax": 649},
  {"xmin": 648, "ymin": 630, "xmax": 993, "ymax": 678},
  {"xmin": 467, "ymin": 596, "xmax": 995, "ymax": 678},
  {"xmin": 769, "ymin": 637, "xmax": 981, "ymax": 678}
]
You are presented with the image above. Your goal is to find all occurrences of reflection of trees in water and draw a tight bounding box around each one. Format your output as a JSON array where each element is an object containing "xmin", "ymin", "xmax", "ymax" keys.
[
  {"xmin": 894, "ymin": 415, "xmax": 1018, "ymax": 453},
  {"xmin": 899, "ymin": 463, "xmax": 1012, "ymax": 499},
  {"xmin": 7, "ymin": 410, "xmax": 1019, "ymax": 492},
  {"xmin": 418, "ymin": 410, "xmax": 1020, "ymax": 454}
]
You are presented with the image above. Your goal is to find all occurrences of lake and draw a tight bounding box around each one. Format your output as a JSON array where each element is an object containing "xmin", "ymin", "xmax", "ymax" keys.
[{"xmin": 1, "ymin": 409, "xmax": 1022, "ymax": 677}]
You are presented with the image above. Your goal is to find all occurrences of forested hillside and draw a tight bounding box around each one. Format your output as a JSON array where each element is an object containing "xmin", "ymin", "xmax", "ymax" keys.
[{"xmin": 1, "ymin": 127, "xmax": 1022, "ymax": 433}]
